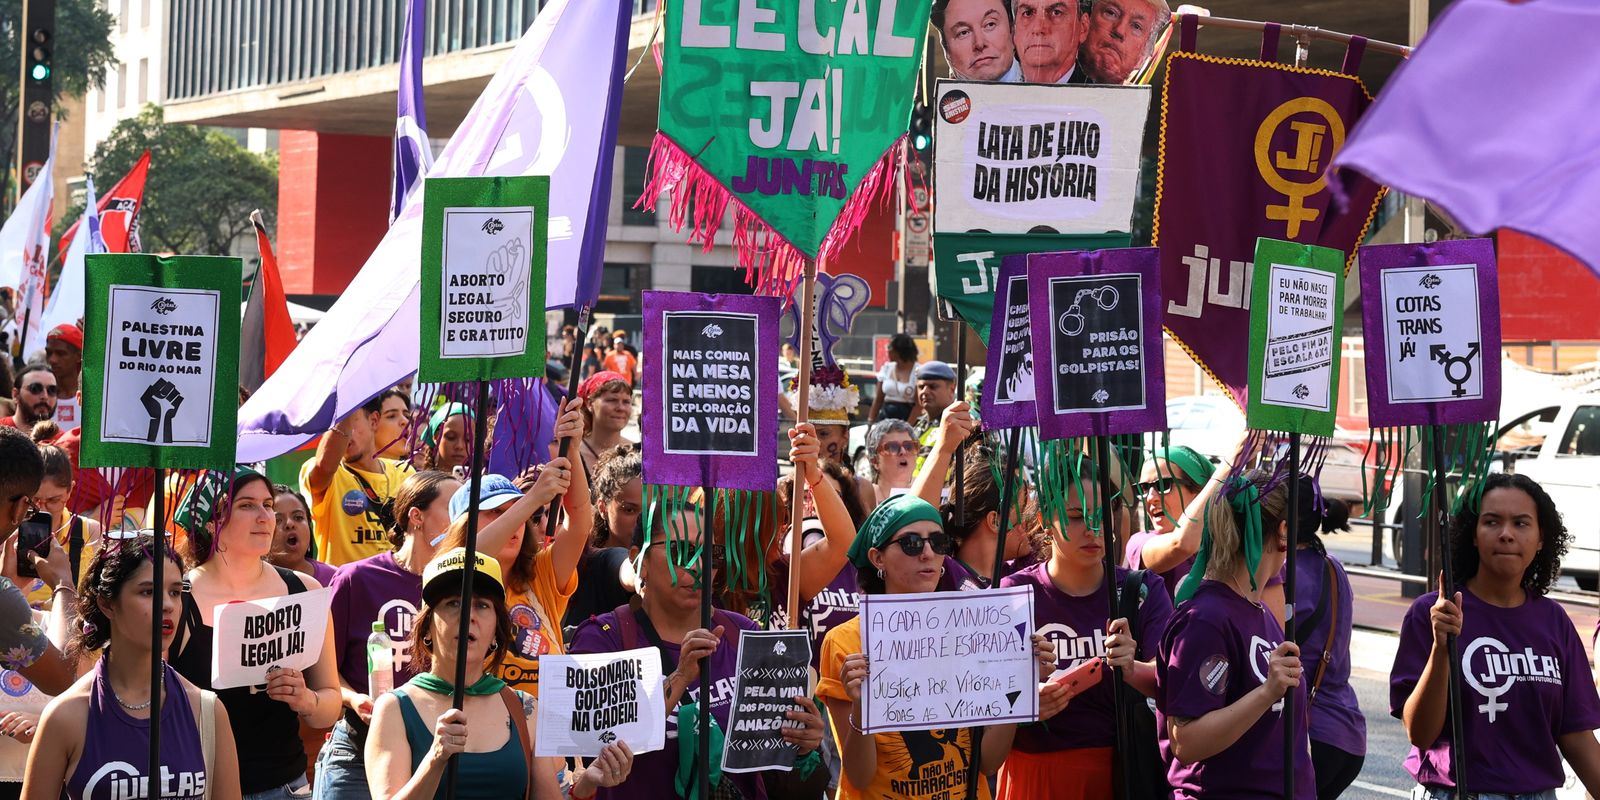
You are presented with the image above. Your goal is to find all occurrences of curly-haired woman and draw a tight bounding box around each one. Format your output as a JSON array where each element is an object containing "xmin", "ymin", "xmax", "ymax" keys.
[
  {"xmin": 23, "ymin": 537, "xmax": 241, "ymax": 800},
  {"xmin": 1391, "ymin": 472, "xmax": 1600, "ymax": 799}
]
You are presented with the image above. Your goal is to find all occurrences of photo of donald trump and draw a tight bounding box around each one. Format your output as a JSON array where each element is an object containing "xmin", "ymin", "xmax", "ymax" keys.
[
  {"xmin": 1080, "ymin": 0, "xmax": 1172, "ymax": 84},
  {"xmin": 933, "ymin": 0, "xmax": 1023, "ymax": 82}
]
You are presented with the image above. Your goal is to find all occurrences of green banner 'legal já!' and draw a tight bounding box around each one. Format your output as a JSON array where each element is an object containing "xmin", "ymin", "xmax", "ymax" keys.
[
  {"xmin": 420, "ymin": 176, "xmax": 549, "ymax": 383},
  {"xmin": 647, "ymin": 0, "xmax": 931, "ymax": 291},
  {"xmin": 1246, "ymin": 237, "xmax": 1346, "ymax": 436},
  {"xmin": 81, "ymin": 254, "xmax": 242, "ymax": 470}
]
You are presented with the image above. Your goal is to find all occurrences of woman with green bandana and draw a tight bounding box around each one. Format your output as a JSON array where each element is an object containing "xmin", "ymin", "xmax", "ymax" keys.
[
  {"xmin": 1155, "ymin": 471, "xmax": 1313, "ymax": 799},
  {"xmin": 414, "ymin": 403, "xmax": 472, "ymax": 474},
  {"xmin": 366, "ymin": 547, "xmax": 633, "ymax": 800},
  {"xmin": 817, "ymin": 494, "xmax": 1056, "ymax": 800},
  {"xmin": 1122, "ymin": 445, "xmax": 1217, "ymax": 600}
]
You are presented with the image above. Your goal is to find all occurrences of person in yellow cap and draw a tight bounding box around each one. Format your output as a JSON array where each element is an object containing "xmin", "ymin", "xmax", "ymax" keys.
[{"xmin": 365, "ymin": 547, "xmax": 633, "ymax": 800}]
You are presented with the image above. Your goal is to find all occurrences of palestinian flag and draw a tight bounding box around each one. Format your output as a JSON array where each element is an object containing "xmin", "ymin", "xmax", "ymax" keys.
[{"xmin": 240, "ymin": 210, "xmax": 298, "ymax": 395}]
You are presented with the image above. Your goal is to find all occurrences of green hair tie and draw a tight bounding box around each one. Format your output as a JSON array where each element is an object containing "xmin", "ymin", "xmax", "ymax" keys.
[{"xmin": 1174, "ymin": 477, "xmax": 1263, "ymax": 604}]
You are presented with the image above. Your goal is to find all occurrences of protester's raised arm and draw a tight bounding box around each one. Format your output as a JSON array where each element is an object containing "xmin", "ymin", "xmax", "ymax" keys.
[
  {"xmin": 305, "ymin": 418, "xmax": 353, "ymax": 498},
  {"xmin": 789, "ymin": 425, "xmax": 853, "ymax": 601},
  {"xmin": 910, "ymin": 402, "xmax": 973, "ymax": 507}
]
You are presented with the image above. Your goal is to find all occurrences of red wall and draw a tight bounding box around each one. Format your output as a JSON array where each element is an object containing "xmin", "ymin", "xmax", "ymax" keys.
[
  {"xmin": 1498, "ymin": 229, "xmax": 1600, "ymax": 341},
  {"xmin": 826, "ymin": 198, "xmax": 897, "ymax": 307},
  {"xmin": 276, "ymin": 130, "xmax": 391, "ymax": 295}
]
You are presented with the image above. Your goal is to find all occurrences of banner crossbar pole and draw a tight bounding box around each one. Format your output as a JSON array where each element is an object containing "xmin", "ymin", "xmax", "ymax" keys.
[{"xmin": 1178, "ymin": 13, "xmax": 1412, "ymax": 57}]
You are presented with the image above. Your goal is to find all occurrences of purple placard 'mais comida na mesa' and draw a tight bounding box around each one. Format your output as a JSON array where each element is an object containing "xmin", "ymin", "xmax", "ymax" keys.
[
  {"xmin": 642, "ymin": 291, "xmax": 781, "ymax": 491},
  {"xmin": 1359, "ymin": 239, "xmax": 1501, "ymax": 428},
  {"xmin": 1027, "ymin": 247, "xmax": 1167, "ymax": 440}
]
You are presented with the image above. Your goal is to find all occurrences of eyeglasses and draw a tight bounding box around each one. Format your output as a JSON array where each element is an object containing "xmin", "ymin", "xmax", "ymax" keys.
[
  {"xmin": 1135, "ymin": 478, "xmax": 1177, "ymax": 496},
  {"xmin": 23, "ymin": 383, "xmax": 57, "ymax": 397},
  {"xmin": 8, "ymin": 494, "xmax": 38, "ymax": 517},
  {"xmin": 886, "ymin": 532, "xmax": 954, "ymax": 557},
  {"xmin": 664, "ymin": 540, "xmax": 725, "ymax": 568},
  {"xmin": 878, "ymin": 441, "xmax": 917, "ymax": 456}
]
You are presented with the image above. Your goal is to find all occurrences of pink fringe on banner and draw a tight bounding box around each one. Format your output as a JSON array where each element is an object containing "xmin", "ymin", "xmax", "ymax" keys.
[{"xmin": 638, "ymin": 133, "xmax": 908, "ymax": 299}]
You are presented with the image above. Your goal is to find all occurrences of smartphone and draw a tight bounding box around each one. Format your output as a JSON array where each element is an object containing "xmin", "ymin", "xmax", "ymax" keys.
[
  {"xmin": 15, "ymin": 511, "xmax": 52, "ymax": 580},
  {"xmin": 1049, "ymin": 658, "xmax": 1104, "ymax": 699}
]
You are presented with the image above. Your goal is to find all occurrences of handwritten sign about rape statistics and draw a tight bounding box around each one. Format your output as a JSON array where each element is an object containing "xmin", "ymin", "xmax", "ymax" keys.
[
  {"xmin": 535, "ymin": 648, "xmax": 666, "ymax": 758},
  {"xmin": 723, "ymin": 630, "xmax": 812, "ymax": 774},
  {"xmin": 642, "ymin": 292, "xmax": 780, "ymax": 492},
  {"xmin": 211, "ymin": 588, "xmax": 331, "ymax": 689},
  {"xmin": 859, "ymin": 586, "xmax": 1036, "ymax": 735},
  {"xmin": 933, "ymin": 82, "xmax": 1148, "ymax": 236}
]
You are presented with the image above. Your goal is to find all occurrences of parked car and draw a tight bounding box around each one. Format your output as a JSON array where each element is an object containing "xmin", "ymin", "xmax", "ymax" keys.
[{"xmin": 1493, "ymin": 400, "xmax": 1600, "ymax": 589}]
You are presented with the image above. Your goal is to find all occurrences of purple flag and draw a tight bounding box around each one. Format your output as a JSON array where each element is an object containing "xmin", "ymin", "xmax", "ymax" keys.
[
  {"xmin": 235, "ymin": 0, "xmax": 630, "ymax": 463},
  {"xmin": 642, "ymin": 292, "xmax": 781, "ymax": 492},
  {"xmin": 1332, "ymin": 0, "xmax": 1600, "ymax": 277},
  {"xmin": 391, "ymin": 0, "xmax": 431, "ymax": 224},
  {"xmin": 1359, "ymin": 239, "xmax": 1501, "ymax": 428},
  {"xmin": 1154, "ymin": 46, "xmax": 1385, "ymax": 408},
  {"xmin": 979, "ymin": 255, "xmax": 1037, "ymax": 430},
  {"xmin": 1028, "ymin": 247, "xmax": 1166, "ymax": 440}
]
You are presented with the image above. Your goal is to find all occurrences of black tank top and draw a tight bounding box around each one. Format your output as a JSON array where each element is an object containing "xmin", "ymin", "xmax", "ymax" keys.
[{"xmin": 169, "ymin": 564, "xmax": 307, "ymax": 794}]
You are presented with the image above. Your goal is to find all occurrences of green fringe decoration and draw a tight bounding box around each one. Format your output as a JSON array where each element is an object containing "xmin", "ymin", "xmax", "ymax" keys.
[
  {"xmin": 1361, "ymin": 421, "xmax": 1498, "ymax": 519},
  {"xmin": 1031, "ymin": 438, "xmax": 1104, "ymax": 542},
  {"xmin": 643, "ymin": 484, "xmax": 704, "ymax": 588}
]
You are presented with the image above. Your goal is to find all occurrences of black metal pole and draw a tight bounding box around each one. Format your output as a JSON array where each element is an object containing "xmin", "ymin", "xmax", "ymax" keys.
[
  {"xmin": 445, "ymin": 379, "xmax": 491, "ymax": 800},
  {"xmin": 543, "ymin": 305, "xmax": 590, "ymax": 542},
  {"xmin": 149, "ymin": 466, "xmax": 165, "ymax": 793},
  {"xmin": 953, "ymin": 321, "xmax": 967, "ymax": 532},
  {"xmin": 699, "ymin": 492, "xmax": 713, "ymax": 800},
  {"xmin": 1284, "ymin": 432, "xmax": 1301, "ymax": 800},
  {"xmin": 1093, "ymin": 436, "xmax": 1129, "ymax": 798},
  {"xmin": 991, "ymin": 428, "xmax": 1022, "ymax": 585},
  {"xmin": 1430, "ymin": 426, "xmax": 1468, "ymax": 799}
]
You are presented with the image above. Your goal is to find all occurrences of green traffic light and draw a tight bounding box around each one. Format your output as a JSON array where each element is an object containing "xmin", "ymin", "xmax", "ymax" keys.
[
  {"xmin": 913, "ymin": 133, "xmax": 930, "ymax": 151},
  {"xmin": 30, "ymin": 63, "xmax": 50, "ymax": 81}
]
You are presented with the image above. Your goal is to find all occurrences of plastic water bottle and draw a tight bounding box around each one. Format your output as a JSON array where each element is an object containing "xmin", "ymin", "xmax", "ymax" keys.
[{"xmin": 367, "ymin": 622, "xmax": 393, "ymax": 697}]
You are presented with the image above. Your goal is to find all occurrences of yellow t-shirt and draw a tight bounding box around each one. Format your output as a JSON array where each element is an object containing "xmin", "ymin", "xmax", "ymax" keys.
[
  {"xmin": 495, "ymin": 547, "xmax": 578, "ymax": 697},
  {"xmin": 300, "ymin": 458, "xmax": 413, "ymax": 567},
  {"xmin": 818, "ymin": 615, "xmax": 992, "ymax": 800},
  {"xmin": 23, "ymin": 513, "xmax": 97, "ymax": 608}
]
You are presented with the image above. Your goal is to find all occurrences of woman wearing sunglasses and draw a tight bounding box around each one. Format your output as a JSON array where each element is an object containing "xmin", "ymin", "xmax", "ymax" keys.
[
  {"xmin": 818, "ymin": 495, "xmax": 1056, "ymax": 800},
  {"xmin": 864, "ymin": 420, "xmax": 918, "ymax": 509},
  {"xmin": 1122, "ymin": 445, "xmax": 1217, "ymax": 600},
  {"xmin": 998, "ymin": 462, "xmax": 1173, "ymax": 799},
  {"xmin": 434, "ymin": 438, "xmax": 587, "ymax": 700},
  {"xmin": 24, "ymin": 536, "xmax": 242, "ymax": 800},
  {"xmin": 569, "ymin": 502, "xmax": 827, "ymax": 799}
]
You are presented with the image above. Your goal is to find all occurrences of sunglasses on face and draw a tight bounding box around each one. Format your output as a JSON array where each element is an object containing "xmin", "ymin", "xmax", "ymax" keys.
[
  {"xmin": 1135, "ymin": 478, "xmax": 1177, "ymax": 496},
  {"xmin": 886, "ymin": 532, "xmax": 954, "ymax": 557},
  {"xmin": 878, "ymin": 441, "xmax": 917, "ymax": 457},
  {"xmin": 24, "ymin": 383, "xmax": 57, "ymax": 397}
]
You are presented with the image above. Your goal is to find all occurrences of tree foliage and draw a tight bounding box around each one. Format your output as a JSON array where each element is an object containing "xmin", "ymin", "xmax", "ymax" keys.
[
  {"xmin": 0, "ymin": 0, "xmax": 118, "ymax": 207},
  {"xmin": 78, "ymin": 105, "xmax": 278, "ymax": 256}
]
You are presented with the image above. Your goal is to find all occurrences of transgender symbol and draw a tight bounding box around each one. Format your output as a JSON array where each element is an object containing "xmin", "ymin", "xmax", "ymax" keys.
[
  {"xmin": 140, "ymin": 379, "xmax": 184, "ymax": 443},
  {"xmin": 1056, "ymin": 285, "xmax": 1120, "ymax": 337},
  {"xmin": 1430, "ymin": 342, "xmax": 1480, "ymax": 397},
  {"xmin": 1254, "ymin": 97, "xmax": 1345, "ymax": 239}
]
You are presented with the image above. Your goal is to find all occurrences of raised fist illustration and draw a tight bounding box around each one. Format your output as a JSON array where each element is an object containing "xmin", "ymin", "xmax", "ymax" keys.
[{"xmin": 140, "ymin": 379, "xmax": 184, "ymax": 443}]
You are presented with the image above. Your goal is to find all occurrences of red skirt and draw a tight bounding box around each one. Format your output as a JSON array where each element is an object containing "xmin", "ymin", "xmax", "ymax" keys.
[{"xmin": 996, "ymin": 746, "xmax": 1114, "ymax": 800}]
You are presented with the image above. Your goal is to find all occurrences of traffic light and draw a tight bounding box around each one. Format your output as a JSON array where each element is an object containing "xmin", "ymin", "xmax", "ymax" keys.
[
  {"xmin": 27, "ymin": 27, "xmax": 52, "ymax": 83},
  {"xmin": 910, "ymin": 102, "xmax": 933, "ymax": 153},
  {"xmin": 16, "ymin": 0, "xmax": 56, "ymax": 195}
]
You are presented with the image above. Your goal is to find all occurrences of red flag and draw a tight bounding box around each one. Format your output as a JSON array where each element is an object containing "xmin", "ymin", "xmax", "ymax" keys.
[
  {"xmin": 60, "ymin": 150, "xmax": 149, "ymax": 255},
  {"xmin": 240, "ymin": 210, "xmax": 298, "ymax": 392}
]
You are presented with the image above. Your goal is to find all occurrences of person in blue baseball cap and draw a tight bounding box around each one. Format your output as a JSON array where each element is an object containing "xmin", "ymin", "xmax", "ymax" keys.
[{"xmin": 431, "ymin": 396, "xmax": 595, "ymax": 701}]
